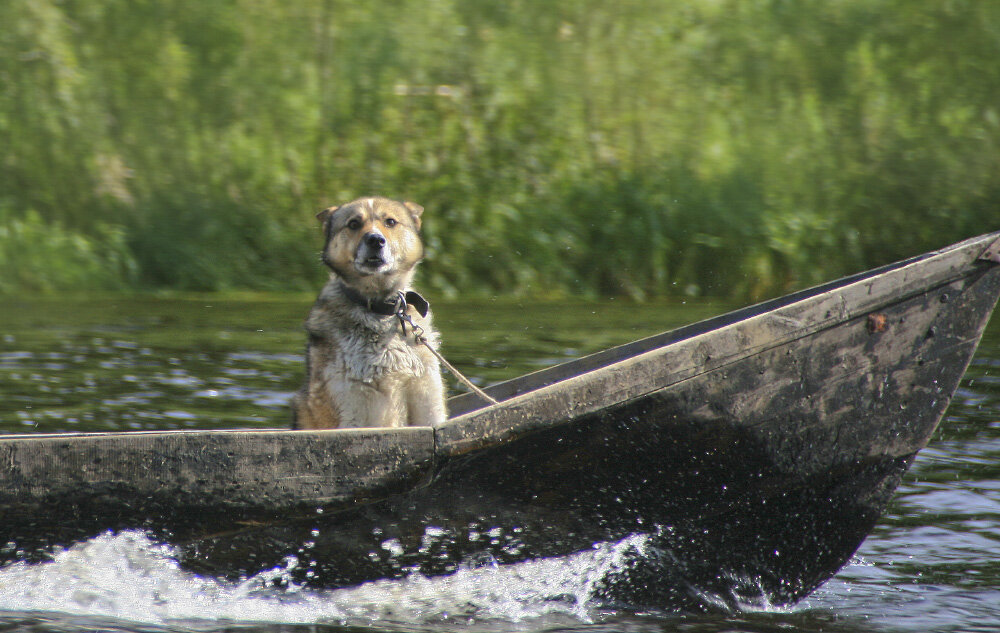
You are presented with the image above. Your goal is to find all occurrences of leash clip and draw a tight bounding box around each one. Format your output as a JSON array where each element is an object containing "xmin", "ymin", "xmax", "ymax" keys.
[
  {"xmin": 394, "ymin": 291, "xmax": 426, "ymax": 342},
  {"xmin": 392, "ymin": 291, "xmax": 499, "ymax": 406}
]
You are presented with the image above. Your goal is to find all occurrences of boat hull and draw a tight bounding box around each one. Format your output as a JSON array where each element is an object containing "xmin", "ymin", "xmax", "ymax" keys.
[{"xmin": 175, "ymin": 260, "xmax": 1000, "ymax": 608}]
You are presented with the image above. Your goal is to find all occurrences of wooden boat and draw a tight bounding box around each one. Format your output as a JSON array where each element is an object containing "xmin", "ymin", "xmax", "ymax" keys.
[{"xmin": 2, "ymin": 231, "xmax": 999, "ymax": 610}]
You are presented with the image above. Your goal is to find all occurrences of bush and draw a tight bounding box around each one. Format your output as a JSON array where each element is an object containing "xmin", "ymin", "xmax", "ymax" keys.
[
  {"xmin": 126, "ymin": 193, "xmax": 320, "ymax": 292},
  {"xmin": 0, "ymin": 209, "xmax": 137, "ymax": 294}
]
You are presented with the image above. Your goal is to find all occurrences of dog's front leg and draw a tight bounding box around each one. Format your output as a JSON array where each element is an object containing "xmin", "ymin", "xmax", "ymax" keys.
[
  {"xmin": 406, "ymin": 366, "xmax": 447, "ymax": 427},
  {"xmin": 331, "ymin": 378, "xmax": 397, "ymax": 428}
]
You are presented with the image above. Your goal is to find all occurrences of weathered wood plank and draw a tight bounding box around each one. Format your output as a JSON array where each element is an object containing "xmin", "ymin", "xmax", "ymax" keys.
[{"xmin": 0, "ymin": 428, "xmax": 434, "ymax": 522}]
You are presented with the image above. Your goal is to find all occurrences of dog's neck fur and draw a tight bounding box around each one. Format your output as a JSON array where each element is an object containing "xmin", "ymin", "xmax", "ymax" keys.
[
  {"xmin": 327, "ymin": 265, "xmax": 415, "ymax": 303},
  {"xmin": 336, "ymin": 281, "xmax": 402, "ymax": 316}
]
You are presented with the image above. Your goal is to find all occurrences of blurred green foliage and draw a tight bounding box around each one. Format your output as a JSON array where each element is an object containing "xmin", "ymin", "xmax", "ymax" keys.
[
  {"xmin": 1, "ymin": 0, "xmax": 998, "ymax": 299},
  {"xmin": 0, "ymin": 208, "xmax": 136, "ymax": 294}
]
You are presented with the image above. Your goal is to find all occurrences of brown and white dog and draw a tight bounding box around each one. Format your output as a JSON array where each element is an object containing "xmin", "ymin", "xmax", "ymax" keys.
[{"xmin": 292, "ymin": 197, "xmax": 447, "ymax": 429}]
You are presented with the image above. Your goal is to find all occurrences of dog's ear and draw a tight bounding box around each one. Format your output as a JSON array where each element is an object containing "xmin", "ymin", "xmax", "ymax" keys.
[
  {"xmin": 316, "ymin": 206, "xmax": 339, "ymax": 230},
  {"xmin": 403, "ymin": 201, "xmax": 423, "ymax": 229}
]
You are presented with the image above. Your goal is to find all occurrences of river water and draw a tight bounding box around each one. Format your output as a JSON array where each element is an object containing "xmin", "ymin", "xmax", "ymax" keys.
[{"xmin": 0, "ymin": 295, "xmax": 997, "ymax": 632}]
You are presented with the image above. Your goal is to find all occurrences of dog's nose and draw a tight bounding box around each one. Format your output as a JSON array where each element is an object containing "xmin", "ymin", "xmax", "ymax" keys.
[{"xmin": 365, "ymin": 232, "xmax": 386, "ymax": 249}]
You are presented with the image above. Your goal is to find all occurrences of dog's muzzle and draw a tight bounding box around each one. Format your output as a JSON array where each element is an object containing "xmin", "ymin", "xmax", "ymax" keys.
[{"xmin": 356, "ymin": 231, "xmax": 392, "ymax": 272}]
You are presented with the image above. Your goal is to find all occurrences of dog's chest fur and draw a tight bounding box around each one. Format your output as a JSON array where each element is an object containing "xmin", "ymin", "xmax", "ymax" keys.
[
  {"xmin": 306, "ymin": 285, "xmax": 438, "ymax": 387},
  {"xmin": 334, "ymin": 313, "xmax": 428, "ymax": 384}
]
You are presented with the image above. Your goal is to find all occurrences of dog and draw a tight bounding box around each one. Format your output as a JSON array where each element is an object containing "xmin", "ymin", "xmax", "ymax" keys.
[{"xmin": 292, "ymin": 196, "xmax": 447, "ymax": 429}]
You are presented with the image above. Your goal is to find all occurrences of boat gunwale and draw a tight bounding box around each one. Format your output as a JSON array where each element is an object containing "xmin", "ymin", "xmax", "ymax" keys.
[
  {"xmin": 447, "ymin": 231, "xmax": 1000, "ymax": 417},
  {"xmin": 0, "ymin": 425, "xmax": 424, "ymax": 442},
  {"xmin": 435, "ymin": 231, "xmax": 1000, "ymax": 455}
]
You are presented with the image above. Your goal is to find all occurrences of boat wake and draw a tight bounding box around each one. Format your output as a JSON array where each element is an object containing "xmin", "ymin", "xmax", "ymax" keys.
[{"xmin": 0, "ymin": 530, "xmax": 655, "ymax": 630}]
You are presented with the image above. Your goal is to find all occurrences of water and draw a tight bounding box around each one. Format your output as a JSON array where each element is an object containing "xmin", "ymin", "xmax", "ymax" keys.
[{"xmin": 0, "ymin": 295, "xmax": 998, "ymax": 632}]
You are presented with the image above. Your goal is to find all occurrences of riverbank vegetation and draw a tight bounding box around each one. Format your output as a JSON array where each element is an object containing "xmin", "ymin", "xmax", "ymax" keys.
[{"xmin": 2, "ymin": 1, "xmax": 998, "ymax": 299}]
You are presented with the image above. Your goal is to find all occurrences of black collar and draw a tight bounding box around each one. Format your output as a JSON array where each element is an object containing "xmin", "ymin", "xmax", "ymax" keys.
[{"xmin": 338, "ymin": 283, "xmax": 429, "ymax": 318}]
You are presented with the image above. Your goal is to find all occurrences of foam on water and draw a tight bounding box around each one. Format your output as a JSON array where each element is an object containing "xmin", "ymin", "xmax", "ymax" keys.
[{"xmin": 0, "ymin": 530, "xmax": 652, "ymax": 629}]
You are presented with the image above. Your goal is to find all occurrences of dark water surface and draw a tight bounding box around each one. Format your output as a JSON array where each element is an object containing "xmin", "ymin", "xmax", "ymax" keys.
[{"xmin": 0, "ymin": 295, "xmax": 998, "ymax": 632}]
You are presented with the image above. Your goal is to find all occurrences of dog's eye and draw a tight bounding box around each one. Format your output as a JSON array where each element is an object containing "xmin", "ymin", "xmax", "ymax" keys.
[
  {"xmin": 346, "ymin": 219, "xmax": 361, "ymax": 230},
  {"xmin": 384, "ymin": 218, "xmax": 398, "ymax": 228}
]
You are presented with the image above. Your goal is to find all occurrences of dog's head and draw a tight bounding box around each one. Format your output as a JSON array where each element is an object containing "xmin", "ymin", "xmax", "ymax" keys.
[{"xmin": 316, "ymin": 197, "xmax": 425, "ymax": 295}]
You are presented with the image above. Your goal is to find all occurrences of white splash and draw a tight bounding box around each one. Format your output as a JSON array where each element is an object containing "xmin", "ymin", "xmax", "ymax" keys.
[{"xmin": 0, "ymin": 530, "xmax": 652, "ymax": 629}]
